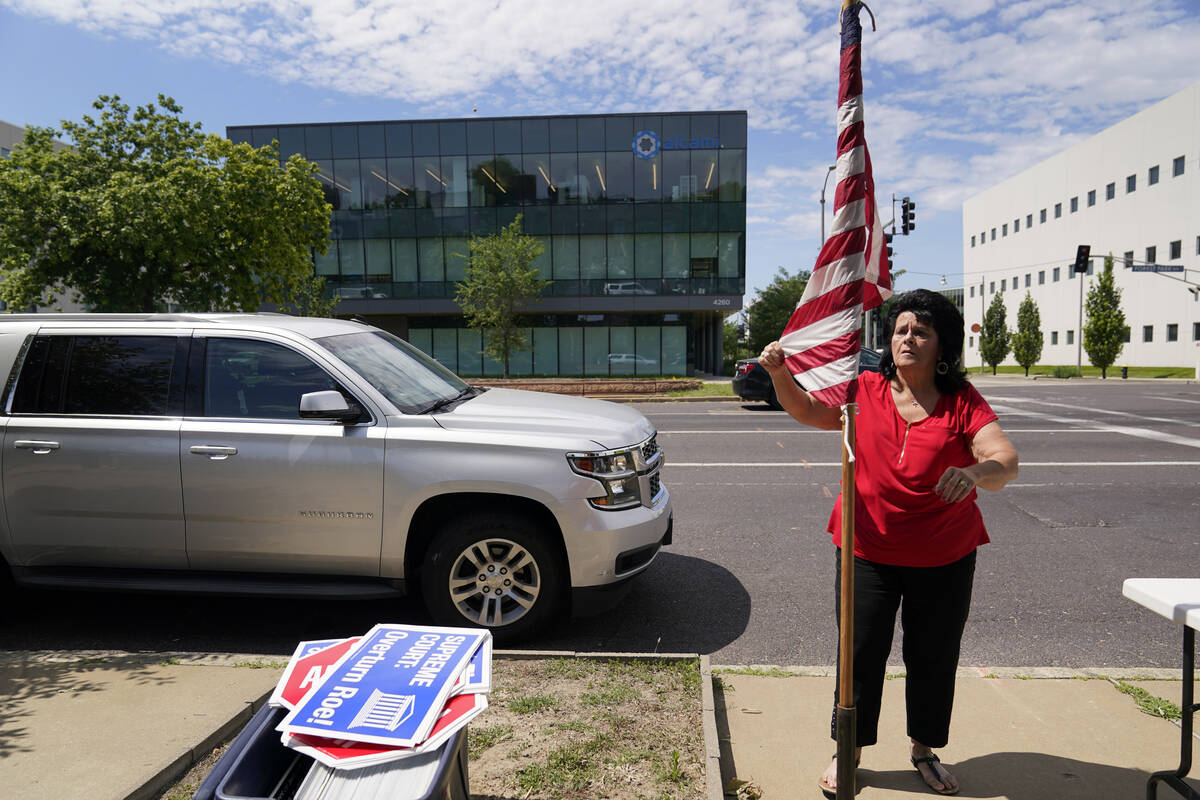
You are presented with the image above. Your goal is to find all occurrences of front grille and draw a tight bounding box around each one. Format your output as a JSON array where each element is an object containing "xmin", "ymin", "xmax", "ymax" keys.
[
  {"xmin": 648, "ymin": 472, "xmax": 661, "ymax": 500},
  {"xmin": 641, "ymin": 436, "xmax": 659, "ymax": 462}
]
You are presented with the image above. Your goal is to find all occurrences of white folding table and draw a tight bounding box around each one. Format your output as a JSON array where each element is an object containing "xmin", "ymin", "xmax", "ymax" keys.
[{"xmin": 1122, "ymin": 578, "xmax": 1200, "ymax": 800}]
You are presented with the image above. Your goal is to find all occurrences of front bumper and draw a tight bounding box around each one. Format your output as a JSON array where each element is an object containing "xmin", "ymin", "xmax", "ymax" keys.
[{"xmin": 571, "ymin": 518, "xmax": 672, "ymax": 617}]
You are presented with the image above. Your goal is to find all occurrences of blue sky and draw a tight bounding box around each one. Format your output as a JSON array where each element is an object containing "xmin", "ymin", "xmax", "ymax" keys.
[{"xmin": 3, "ymin": 0, "xmax": 1198, "ymax": 304}]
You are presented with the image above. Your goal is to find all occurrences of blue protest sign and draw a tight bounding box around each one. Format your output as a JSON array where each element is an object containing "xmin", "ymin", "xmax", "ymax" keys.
[{"xmin": 278, "ymin": 624, "xmax": 489, "ymax": 747}]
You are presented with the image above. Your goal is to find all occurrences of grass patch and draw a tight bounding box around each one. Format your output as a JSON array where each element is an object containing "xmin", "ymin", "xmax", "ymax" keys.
[
  {"xmin": 581, "ymin": 683, "xmax": 639, "ymax": 706},
  {"xmin": 1113, "ymin": 680, "xmax": 1182, "ymax": 721},
  {"xmin": 508, "ymin": 693, "xmax": 558, "ymax": 714},
  {"xmin": 230, "ymin": 659, "xmax": 288, "ymax": 669},
  {"xmin": 515, "ymin": 733, "xmax": 611, "ymax": 795},
  {"xmin": 658, "ymin": 749, "xmax": 685, "ymax": 784},
  {"xmin": 468, "ymin": 724, "xmax": 514, "ymax": 758},
  {"xmin": 663, "ymin": 381, "xmax": 736, "ymax": 398},
  {"xmin": 716, "ymin": 666, "xmax": 797, "ymax": 679},
  {"xmin": 605, "ymin": 658, "xmax": 702, "ymax": 693},
  {"xmin": 158, "ymin": 657, "xmax": 181, "ymax": 666},
  {"xmin": 75, "ymin": 656, "xmax": 109, "ymax": 665},
  {"xmin": 974, "ymin": 364, "xmax": 1194, "ymax": 379},
  {"xmin": 541, "ymin": 658, "xmax": 598, "ymax": 681}
]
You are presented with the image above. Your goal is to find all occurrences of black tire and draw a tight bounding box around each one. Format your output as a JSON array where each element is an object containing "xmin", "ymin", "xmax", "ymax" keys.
[
  {"xmin": 767, "ymin": 385, "xmax": 783, "ymax": 411},
  {"xmin": 421, "ymin": 511, "xmax": 564, "ymax": 643}
]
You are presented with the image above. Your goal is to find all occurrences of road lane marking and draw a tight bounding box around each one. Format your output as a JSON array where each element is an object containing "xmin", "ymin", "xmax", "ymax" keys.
[
  {"xmin": 1146, "ymin": 395, "xmax": 1200, "ymax": 406},
  {"xmin": 991, "ymin": 397, "xmax": 1200, "ymax": 429},
  {"xmin": 989, "ymin": 403, "xmax": 1200, "ymax": 449}
]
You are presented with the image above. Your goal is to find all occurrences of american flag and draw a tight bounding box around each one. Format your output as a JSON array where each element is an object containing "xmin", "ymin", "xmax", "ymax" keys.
[{"xmin": 778, "ymin": 0, "xmax": 891, "ymax": 407}]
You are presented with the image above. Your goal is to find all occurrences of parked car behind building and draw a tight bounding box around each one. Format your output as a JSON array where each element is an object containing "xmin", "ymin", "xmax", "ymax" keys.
[
  {"xmin": 732, "ymin": 348, "xmax": 882, "ymax": 409},
  {"xmin": 0, "ymin": 314, "xmax": 672, "ymax": 641}
]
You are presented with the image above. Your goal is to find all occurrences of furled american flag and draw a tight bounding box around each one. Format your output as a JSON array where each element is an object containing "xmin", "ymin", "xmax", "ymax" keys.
[{"xmin": 778, "ymin": 0, "xmax": 892, "ymax": 407}]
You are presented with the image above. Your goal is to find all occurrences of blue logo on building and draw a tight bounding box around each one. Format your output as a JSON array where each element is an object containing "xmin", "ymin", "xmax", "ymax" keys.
[
  {"xmin": 633, "ymin": 129, "xmax": 720, "ymax": 159},
  {"xmin": 633, "ymin": 130, "xmax": 659, "ymax": 159}
]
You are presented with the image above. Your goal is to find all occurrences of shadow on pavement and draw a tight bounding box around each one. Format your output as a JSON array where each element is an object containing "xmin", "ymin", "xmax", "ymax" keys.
[{"xmin": 862, "ymin": 752, "xmax": 1199, "ymax": 798}]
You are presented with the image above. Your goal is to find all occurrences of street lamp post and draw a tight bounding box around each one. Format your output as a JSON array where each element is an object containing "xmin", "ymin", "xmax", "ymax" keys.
[{"xmin": 819, "ymin": 164, "xmax": 837, "ymax": 244}]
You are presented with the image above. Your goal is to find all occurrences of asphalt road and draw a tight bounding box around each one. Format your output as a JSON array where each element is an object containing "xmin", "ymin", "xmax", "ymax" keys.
[{"xmin": 2, "ymin": 377, "xmax": 1196, "ymax": 670}]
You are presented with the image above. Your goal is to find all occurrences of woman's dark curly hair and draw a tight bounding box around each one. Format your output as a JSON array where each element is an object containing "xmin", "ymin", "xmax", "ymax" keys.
[{"xmin": 878, "ymin": 289, "xmax": 968, "ymax": 394}]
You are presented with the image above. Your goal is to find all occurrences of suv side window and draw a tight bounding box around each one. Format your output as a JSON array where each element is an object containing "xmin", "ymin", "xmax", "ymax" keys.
[
  {"xmin": 11, "ymin": 335, "xmax": 182, "ymax": 416},
  {"xmin": 203, "ymin": 338, "xmax": 348, "ymax": 420}
]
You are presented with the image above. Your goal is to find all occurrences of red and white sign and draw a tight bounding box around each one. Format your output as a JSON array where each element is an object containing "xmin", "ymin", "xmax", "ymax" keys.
[
  {"xmin": 268, "ymin": 637, "xmax": 361, "ymax": 711},
  {"xmin": 282, "ymin": 691, "xmax": 488, "ymax": 769}
]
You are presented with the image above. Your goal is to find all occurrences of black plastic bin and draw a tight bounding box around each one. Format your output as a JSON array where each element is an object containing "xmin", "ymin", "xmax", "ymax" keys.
[{"xmin": 193, "ymin": 702, "xmax": 469, "ymax": 800}]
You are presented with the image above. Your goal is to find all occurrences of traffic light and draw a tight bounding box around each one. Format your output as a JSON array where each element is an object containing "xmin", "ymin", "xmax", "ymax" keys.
[
  {"xmin": 1072, "ymin": 244, "xmax": 1091, "ymax": 273},
  {"xmin": 884, "ymin": 231, "xmax": 894, "ymax": 270},
  {"xmin": 900, "ymin": 196, "xmax": 916, "ymax": 235}
]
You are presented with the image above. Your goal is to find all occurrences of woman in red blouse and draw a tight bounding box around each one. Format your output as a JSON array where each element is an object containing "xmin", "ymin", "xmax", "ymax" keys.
[{"xmin": 759, "ymin": 289, "xmax": 1018, "ymax": 797}]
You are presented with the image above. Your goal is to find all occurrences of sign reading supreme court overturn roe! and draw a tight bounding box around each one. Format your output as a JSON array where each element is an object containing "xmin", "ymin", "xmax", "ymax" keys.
[{"xmin": 278, "ymin": 623, "xmax": 490, "ymax": 748}]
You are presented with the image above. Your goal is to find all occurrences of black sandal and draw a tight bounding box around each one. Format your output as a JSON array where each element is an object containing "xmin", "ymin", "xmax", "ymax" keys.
[
  {"xmin": 819, "ymin": 752, "xmax": 860, "ymax": 799},
  {"xmin": 911, "ymin": 753, "xmax": 959, "ymax": 796}
]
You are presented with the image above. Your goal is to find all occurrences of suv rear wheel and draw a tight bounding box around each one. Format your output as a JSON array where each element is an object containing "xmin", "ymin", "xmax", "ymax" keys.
[{"xmin": 421, "ymin": 511, "xmax": 563, "ymax": 642}]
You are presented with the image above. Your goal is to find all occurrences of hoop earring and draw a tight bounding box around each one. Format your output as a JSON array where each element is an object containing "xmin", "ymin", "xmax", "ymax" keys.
[{"xmin": 936, "ymin": 360, "xmax": 949, "ymax": 375}]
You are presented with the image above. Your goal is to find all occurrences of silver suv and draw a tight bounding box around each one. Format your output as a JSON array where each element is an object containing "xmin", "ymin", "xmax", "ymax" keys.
[{"xmin": 0, "ymin": 314, "xmax": 672, "ymax": 640}]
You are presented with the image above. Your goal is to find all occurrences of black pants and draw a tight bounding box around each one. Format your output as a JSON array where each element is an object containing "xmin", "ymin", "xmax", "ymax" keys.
[{"xmin": 830, "ymin": 548, "xmax": 977, "ymax": 748}]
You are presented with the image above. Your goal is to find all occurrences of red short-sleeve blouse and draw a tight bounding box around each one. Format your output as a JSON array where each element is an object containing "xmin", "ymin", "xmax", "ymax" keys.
[{"xmin": 828, "ymin": 371, "xmax": 999, "ymax": 567}]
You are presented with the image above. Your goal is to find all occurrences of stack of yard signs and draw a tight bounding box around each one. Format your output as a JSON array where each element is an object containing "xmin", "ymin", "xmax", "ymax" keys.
[{"xmin": 263, "ymin": 623, "xmax": 491, "ymax": 797}]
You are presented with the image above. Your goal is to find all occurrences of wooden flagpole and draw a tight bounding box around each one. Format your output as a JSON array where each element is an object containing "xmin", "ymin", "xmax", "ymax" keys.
[{"xmin": 836, "ymin": 402, "xmax": 857, "ymax": 799}]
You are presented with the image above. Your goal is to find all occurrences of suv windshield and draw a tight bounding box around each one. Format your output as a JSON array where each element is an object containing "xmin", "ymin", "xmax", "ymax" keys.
[{"xmin": 317, "ymin": 330, "xmax": 470, "ymax": 414}]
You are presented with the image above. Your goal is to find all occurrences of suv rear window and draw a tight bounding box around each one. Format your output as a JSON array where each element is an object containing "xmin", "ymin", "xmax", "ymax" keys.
[{"xmin": 11, "ymin": 335, "xmax": 182, "ymax": 416}]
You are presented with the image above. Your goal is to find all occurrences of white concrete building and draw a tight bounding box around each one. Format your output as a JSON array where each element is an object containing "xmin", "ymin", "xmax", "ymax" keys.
[{"xmin": 962, "ymin": 82, "xmax": 1200, "ymax": 373}]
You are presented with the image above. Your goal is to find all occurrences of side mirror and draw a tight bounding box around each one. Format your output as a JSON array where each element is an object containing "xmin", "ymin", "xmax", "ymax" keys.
[{"xmin": 299, "ymin": 390, "xmax": 360, "ymax": 423}]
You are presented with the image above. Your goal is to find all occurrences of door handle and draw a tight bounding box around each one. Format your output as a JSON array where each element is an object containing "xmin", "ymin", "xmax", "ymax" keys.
[
  {"xmin": 14, "ymin": 440, "xmax": 60, "ymax": 454},
  {"xmin": 189, "ymin": 445, "xmax": 238, "ymax": 460}
]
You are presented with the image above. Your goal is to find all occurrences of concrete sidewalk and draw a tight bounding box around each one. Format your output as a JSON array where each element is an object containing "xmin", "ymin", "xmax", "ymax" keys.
[{"xmin": 717, "ymin": 667, "xmax": 1199, "ymax": 799}]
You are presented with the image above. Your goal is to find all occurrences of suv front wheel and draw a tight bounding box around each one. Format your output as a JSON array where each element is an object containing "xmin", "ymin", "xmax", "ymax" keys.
[{"xmin": 421, "ymin": 511, "xmax": 563, "ymax": 642}]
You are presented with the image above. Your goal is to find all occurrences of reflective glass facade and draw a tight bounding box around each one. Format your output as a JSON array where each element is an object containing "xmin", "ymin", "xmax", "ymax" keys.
[{"xmin": 228, "ymin": 111, "xmax": 746, "ymax": 376}]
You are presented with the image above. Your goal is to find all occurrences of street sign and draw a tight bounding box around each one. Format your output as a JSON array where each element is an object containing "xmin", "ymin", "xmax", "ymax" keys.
[
  {"xmin": 279, "ymin": 624, "xmax": 489, "ymax": 748},
  {"xmin": 1131, "ymin": 264, "xmax": 1185, "ymax": 272}
]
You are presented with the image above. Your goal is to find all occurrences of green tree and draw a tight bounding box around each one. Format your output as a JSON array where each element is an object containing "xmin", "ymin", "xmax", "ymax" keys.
[
  {"xmin": 747, "ymin": 267, "xmax": 811, "ymax": 355},
  {"xmin": 1011, "ymin": 291, "xmax": 1044, "ymax": 377},
  {"xmin": 1083, "ymin": 254, "xmax": 1127, "ymax": 378},
  {"xmin": 0, "ymin": 94, "xmax": 332, "ymax": 312},
  {"xmin": 979, "ymin": 291, "xmax": 1011, "ymax": 374},
  {"xmin": 280, "ymin": 274, "xmax": 340, "ymax": 318},
  {"xmin": 455, "ymin": 214, "xmax": 549, "ymax": 378}
]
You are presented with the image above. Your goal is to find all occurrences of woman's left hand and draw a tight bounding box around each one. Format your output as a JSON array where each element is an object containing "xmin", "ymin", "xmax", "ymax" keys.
[{"xmin": 935, "ymin": 467, "xmax": 977, "ymax": 503}]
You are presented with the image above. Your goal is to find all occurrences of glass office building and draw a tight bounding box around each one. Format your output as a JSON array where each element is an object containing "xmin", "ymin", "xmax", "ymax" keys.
[{"xmin": 227, "ymin": 111, "xmax": 747, "ymax": 376}]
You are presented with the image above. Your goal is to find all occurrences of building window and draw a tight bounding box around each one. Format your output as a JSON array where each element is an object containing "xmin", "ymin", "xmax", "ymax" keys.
[
  {"xmin": 968, "ymin": 336, "xmax": 973, "ymax": 348},
  {"xmin": 1148, "ymin": 165, "xmax": 1159, "ymax": 185},
  {"xmin": 1053, "ymin": 267, "xmax": 1060, "ymax": 281},
  {"xmin": 1106, "ymin": 182, "xmax": 1115, "ymax": 200},
  {"xmin": 1087, "ymin": 260, "xmax": 1094, "ymax": 276},
  {"xmin": 980, "ymin": 230, "xmax": 986, "ymax": 244},
  {"xmin": 1026, "ymin": 213, "xmax": 1033, "ymax": 227},
  {"xmin": 1070, "ymin": 196, "xmax": 1078, "ymax": 213},
  {"xmin": 1127, "ymin": 174, "xmax": 1136, "ymax": 193},
  {"xmin": 1040, "ymin": 208, "xmax": 1047, "ymax": 223},
  {"xmin": 969, "ymin": 285, "xmax": 974, "ymax": 298},
  {"xmin": 990, "ymin": 228, "xmax": 996, "ymax": 241},
  {"xmin": 1087, "ymin": 190, "xmax": 1096, "ymax": 207},
  {"xmin": 1002, "ymin": 223, "xmax": 1007, "ymax": 237},
  {"xmin": 1174, "ymin": 156, "xmax": 1185, "ymax": 177},
  {"xmin": 1146, "ymin": 246, "xmax": 1156, "ymax": 263},
  {"xmin": 1025, "ymin": 273, "xmax": 1031, "ymax": 287},
  {"xmin": 970, "ymin": 235, "xmax": 975, "ymax": 248},
  {"xmin": 1124, "ymin": 250, "xmax": 1134, "ymax": 268},
  {"xmin": 989, "ymin": 281, "xmax": 995, "ymax": 293},
  {"xmin": 1014, "ymin": 218, "xmax": 1020, "ymax": 232},
  {"xmin": 1051, "ymin": 331, "xmax": 1058, "ymax": 345},
  {"xmin": 1143, "ymin": 325, "xmax": 1153, "ymax": 342},
  {"xmin": 1167, "ymin": 324, "xmax": 1178, "ymax": 342},
  {"xmin": 1194, "ymin": 322, "xmax": 1200, "ymax": 341},
  {"xmin": 1054, "ymin": 202, "xmax": 1062, "ymax": 218},
  {"xmin": 1001, "ymin": 278, "xmax": 1006, "ymax": 291},
  {"xmin": 1038, "ymin": 270, "xmax": 1045, "ymax": 285},
  {"xmin": 1170, "ymin": 240, "xmax": 1182, "ymax": 259},
  {"xmin": 1066, "ymin": 330, "xmax": 1074, "ymax": 345}
]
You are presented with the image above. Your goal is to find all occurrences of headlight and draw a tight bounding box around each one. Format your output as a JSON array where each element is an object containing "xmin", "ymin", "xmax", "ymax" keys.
[{"xmin": 567, "ymin": 446, "xmax": 641, "ymax": 510}]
